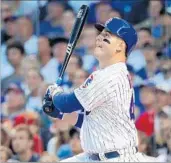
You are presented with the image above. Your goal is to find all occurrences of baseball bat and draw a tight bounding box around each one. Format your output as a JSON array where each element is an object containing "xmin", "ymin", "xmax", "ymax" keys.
[
  {"xmin": 57, "ymin": 5, "xmax": 89, "ymax": 85},
  {"xmin": 43, "ymin": 5, "xmax": 89, "ymax": 113}
]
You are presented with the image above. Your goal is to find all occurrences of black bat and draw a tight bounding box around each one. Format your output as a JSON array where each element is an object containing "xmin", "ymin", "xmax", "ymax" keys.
[
  {"xmin": 57, "ymin": 5, "xmax": 89, "ymax": 85},
  {"xmin": 43, "ymin": 5, "xmax": 89, "ymax": 113}
]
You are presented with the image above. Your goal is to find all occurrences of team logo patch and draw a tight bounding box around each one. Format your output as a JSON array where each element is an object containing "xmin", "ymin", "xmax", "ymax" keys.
[{"xmin": 82, "ymin": 74, "xmax": 93, "ymax": 88}]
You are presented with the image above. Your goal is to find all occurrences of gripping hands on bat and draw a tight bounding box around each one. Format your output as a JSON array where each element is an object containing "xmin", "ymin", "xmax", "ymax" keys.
[
  {"xmin": 43, "ymin": 5, "xmax": 89, "ymax": 117},
  {"xmin": 42, "ymin": 84, "xmax": 63, "ymax": 118}
]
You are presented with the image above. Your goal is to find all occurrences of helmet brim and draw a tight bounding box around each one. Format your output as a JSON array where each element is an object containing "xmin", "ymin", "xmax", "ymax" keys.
[{"xmin": 94, "ymin": 23, "xmax": 105, "ymax": 32}]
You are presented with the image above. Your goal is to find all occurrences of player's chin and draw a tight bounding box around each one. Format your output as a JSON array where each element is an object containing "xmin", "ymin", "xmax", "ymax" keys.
[{"xmin": 94, "ymin": 47, "xmax": 103, "ymax": 57}]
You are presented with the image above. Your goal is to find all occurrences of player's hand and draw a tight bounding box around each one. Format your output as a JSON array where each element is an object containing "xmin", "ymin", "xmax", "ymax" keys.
[
  {"xmin": 43, "ymin": 91, "xmax": 63, "ymax": 119},
  {"xmin": 46, "ymin": 84, "xmax": 63, "ymax": 98},
  {"xmin": 43, "ymin": 84, "xmax": 63, "ymax": 113}
]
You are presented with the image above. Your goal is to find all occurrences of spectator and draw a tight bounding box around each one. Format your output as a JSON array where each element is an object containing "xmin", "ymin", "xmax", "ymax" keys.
[
  {"xmin": 65, "ymin": 55, "xmax": 83, "ymax": 90},
  {"xmin": 81, "ymin": 25, "xmax": 98, "ymax": 73},
  {"xmin": 135, "ymin": 0, "xmax": 171, "ymax": 48},
  {"xmin": 38, "ymin": 36, "xmax": 57, "ymax": 83},
  {"xmin": 51, "ymin": 37, "xmax": 69, "ymax": 84},
  {"xmin": 165, "ymin": 120, "xmax": 171, "ymax": 161},
  {"xmin": 16, "ymin": 16, "xmax": 38, "ymax": 55},
  {"xmin": 137, "ymin": 131, "xmax": 153, "ymax": 156},
  {"xmin": 13, "ymin": 112, "xmax": 44, "ymax": 155},
  {"xmin": 155, "ymin": 112, "xmax": 170, "ymax": 161},
  {"xmin": 140, "ymin": 83, "xmax": 156, "ymax": 112},
  {"xmin": 127, "ymin": 27, "xmax": 156, "ymax": 74},
  {"xmin": 39, "ymin": 0, "xmax": 65, "ymax": 37},
  {"xmin": 136, "ymin": 83, "xmax": 156, "ymax": 136},
  {"xmin": 25, "ymin": 111, "xmax": 44, "ymax": 155},
  {"xmin": 109, "ymin": 8, "xmax": 122, "ymax": 19},
  {"xmin": 61, "ymin": 10, "xmax": 76, "ymax": 37},
  {"xmin": 136, "ymin": 27, "xmax": 154, "ymax": 49},
  {"xmin": 25, "ymin": 69, "xmax": 44, "ymax": 112},
  {"xmin": 119, "ymin": 0, "xmax": 148, "ymax": 24},
  {"xmin": 160, "ymin": 116, "xmax": 171, "ymax": 148},
  {"xmin": 155, "ymin": 82, "xmax": 171, "ymax": 117},
  {"xmin": 2, "ymin": 83, "xmax": 25, "ymax": 119},
  {"xmin": 1, "ymin": 41, "xmax": 25, "ymax": 94},
  {"xmin": 160, "ymin": 60, "xmax": 171, "ymax": 85},
  {"xmin": 47, "ymin": 119, "xmax": 70, "ymax": 156},
  {"xmin": 135, "ymin": 0, "xmax": 165, "ymax": 29},
  {"xmin": 1, "ymin": 42, "xmax": 14, "ymax": 80},
  {"xmin": 57, "ymin": 143, "xmax": 73, "ymax": 160},
  {"xmin": 95, "ymin": 2, "xmax": 112, "ymax": 24},
  {"xmin": 69, "ymin": 128, "xmax": 83, "ymax": 155},
  {"xmin": 11, "ymin": 124, "xmax": 40, "ymax": 162},
  {"xmin": 140, "ymin": 45, "xmax": 164, "ymax": 83},
  {"xmin": 39, "ymin": 0, "xmax": 72, "ymax": 21},
  {"xmin": 127, "ymin": 28, "xmax": 148, "ymax": 73},
  {"xmin": 39, "ymin": 152, "xmax": 58, "ymax": 162},
  {"xmin": 1, "ymin": 1, "xmax": 13, "ymax": 27},
  {"xmin": 0, "ymin": 124, "xmax": 12, "ymax": 148},
  {"xmin": 11, "ymin": 0, "xmax": 40, "ymax": 17},
  {"xmin": 73, "ymin": 69, "xmax": 89, "ymax": 88},
  {"xmin": 1, "ymin": 16, "xmax": 18, "ymax": 44},
  {"xmin": 20, "ymin": 56, "xmax": 40, "ymax": 81},
  {"xmin": 0, "ymin": 146, "xmax": 12, "ymax": 162},
  {"xmin": 51, "ymin": 36, "xmax": 68, "ymax": 66},
  {"xmin": 157, "ymin": 116, "xmax": 171, "ymax": 162},
  {"xmin": 154, "ymin": 82, "xmax": 171, "ymax": 154},
  {"xmin": 68, "ymin": 1, "xmax": 92, "ymax": 13},
  {"xmin": 56, "ymin": 127, "xmax": 83, "ymax": 160}
]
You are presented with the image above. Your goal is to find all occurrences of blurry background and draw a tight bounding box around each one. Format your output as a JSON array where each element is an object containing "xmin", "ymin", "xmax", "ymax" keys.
[{"xmin": 0, "ymin": 0, "xmax": 171, "ymax": 162}]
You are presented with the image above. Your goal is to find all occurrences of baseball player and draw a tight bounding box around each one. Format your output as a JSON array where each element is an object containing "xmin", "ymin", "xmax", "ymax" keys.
[{"xmin": 43, "ymin": 17, "xmax": 157, "ymax": 162}]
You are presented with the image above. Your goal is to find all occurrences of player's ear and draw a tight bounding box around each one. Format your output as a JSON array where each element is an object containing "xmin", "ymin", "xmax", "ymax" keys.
[
  {"xmin": 115, "ymin": 41, "xmax": 122, "ymax": 54},
  {"xmin": 116, "ymin": 40, "xmax": 126, "ymax": 54}
]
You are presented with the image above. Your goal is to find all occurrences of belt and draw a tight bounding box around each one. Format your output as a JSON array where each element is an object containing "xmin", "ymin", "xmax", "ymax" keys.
[{"xmin": 89, "ymin": 147, "xmax": 138, "ymax": 161}]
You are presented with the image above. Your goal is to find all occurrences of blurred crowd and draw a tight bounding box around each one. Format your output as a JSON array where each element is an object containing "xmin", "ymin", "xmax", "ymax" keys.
[{"xmin": 0, "ymin": 0, "xmax": 171, "ymax": 162}]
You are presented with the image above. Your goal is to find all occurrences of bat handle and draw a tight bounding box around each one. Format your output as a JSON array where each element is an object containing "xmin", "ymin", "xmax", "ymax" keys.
[
  {"xmin": 44, "ymin": 77, "xmax": 62, "ymax": 113},
  {"xmin": 56, "ymin": 77, "xmax": 62, "ymax": 86}
]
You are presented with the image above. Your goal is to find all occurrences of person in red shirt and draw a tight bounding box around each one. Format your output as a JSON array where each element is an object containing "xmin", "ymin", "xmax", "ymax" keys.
[
  {"xmin": 136, "ymin": 81, "xmax": 171, "ymax": 137},
  {"xmin": 13, "ymin": 112, "xmax": 43, "ymax": 155},
  {"xmin": 135, "ymin": 82, "xmax": 156, "ymax": 136}
]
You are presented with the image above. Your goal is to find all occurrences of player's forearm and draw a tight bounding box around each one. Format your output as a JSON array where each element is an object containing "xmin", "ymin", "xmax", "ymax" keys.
[{"xmin": 52, "ymin": 92, "xmax": 84, "ymax": 113}]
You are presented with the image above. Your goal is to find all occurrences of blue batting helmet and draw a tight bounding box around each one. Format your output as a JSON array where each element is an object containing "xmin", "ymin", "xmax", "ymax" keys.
[{"xmin": 95, "ymin": 17, "xmax": 138, "ymax": 55}]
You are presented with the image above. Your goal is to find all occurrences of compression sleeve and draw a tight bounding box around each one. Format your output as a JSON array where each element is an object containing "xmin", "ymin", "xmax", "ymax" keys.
[
  {"xmin": 75, "ymin": 113, "xmax": 84, "ymax": 128},
  {"xmin": 52, "ymin": 92, "xmax": 84, "ymax": 113}
]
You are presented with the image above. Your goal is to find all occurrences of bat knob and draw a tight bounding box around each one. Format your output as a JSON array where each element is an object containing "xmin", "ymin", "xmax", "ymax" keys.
[
  {"xmin": 43, "ymin": 100, "xmax": 54, "ymax": 113},
  {"xmin": 44, "ymin": 107, "xmax": 53, "ymax": 113}
]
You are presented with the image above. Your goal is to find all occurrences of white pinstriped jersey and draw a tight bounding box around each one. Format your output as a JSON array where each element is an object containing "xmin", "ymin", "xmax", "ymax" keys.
[{"xmin": 74, "ymin": 62, "xmax": 138, "ymax": 153}]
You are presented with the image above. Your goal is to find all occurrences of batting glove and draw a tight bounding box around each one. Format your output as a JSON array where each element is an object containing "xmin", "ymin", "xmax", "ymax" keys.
[
  {"xmin": 47, "ymin": 84, "xmax": 63, "ymax": 98},
  {"xmin": 42, "ymin": 84, "xmax": 63, "ymax": 114}
]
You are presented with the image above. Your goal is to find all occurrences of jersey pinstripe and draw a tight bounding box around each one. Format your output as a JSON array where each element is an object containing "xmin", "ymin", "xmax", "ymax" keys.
[{"xmin": 74, "ymin": 63, "xmax": 138, "ymax": 153}]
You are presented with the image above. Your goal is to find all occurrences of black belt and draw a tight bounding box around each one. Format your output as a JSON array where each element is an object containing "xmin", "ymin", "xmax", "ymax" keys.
[{"xmin": 89, "ymin": 147, "xmax": 138, "ymax": 161}]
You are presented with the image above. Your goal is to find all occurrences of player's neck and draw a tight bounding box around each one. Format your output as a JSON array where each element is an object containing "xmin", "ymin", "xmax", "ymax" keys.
[{"xmin": 99, "ymin": 55, "xmax": 126, "ymax": 69}]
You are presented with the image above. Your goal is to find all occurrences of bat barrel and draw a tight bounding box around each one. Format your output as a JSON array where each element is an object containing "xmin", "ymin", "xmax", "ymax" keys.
[{"xmin": 56, "ymin": 5, "xmax": 89, "ymax": 86}]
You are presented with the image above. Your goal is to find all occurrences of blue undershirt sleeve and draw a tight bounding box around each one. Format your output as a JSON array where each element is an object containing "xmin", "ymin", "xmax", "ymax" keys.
[
  {"xmin": 75, "ymin": 113, "xmax": 84, "ymax": 128},
  {"xmin": 52, "ymin": 92, "xmax": 84, "ymax": 113}
]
